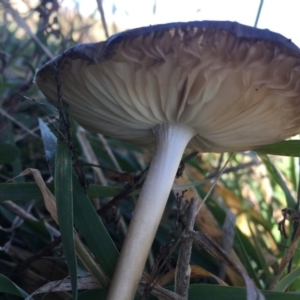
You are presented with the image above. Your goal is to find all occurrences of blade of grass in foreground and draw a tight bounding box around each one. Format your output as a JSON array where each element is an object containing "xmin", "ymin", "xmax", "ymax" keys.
[
  {"xmin": 273, "ymin": 267, "xmax": 300, "ymax": 292},
  {"xmin": 0, "ymin": 274, "xmax": 28, "ymax": 298},
  {"xmin": 0, "ymin": 143, "xmax": 20, "ymax": 164},
  {"xmin": 256, "ymin": 140, "xmax": 300, "ymax": 157},
  {"xmin": 71, "ymin": 284, "xmax": 300, "ymax": 300},
  {"xmin": 259, "ymin": 154, "xmax": 295, "ymax": 207},
  {"xmin": 248, "ymin": 222, "xmax": 273, "ymax": 283},
  {"xmin": 55, "ymin": 104, "xmax": 77, "ymax": 299},
  {"xmin": 234, "ymin": 227, "xmax": 262, "ymax": 289},
  {"xmin": 39, "ymin": 119, "xmax": 119, "ymax": 279},
  {"xmin": 0, "ymin": 183, "xmax": 125, "ymax": 202},
  {"xmin": 187, "ymin": 284, "xmax": 300, "ymax": 300}
]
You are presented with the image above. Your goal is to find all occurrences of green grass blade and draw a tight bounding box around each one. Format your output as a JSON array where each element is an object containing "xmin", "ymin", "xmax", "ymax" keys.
[
  {"xmin": 72, "ymin": 179, "xmax": 119, "ymax": 277},
  {"xmin": 0, "ymin": 183, "xmax": 51, "ymax": 201},
  {"xmin": 0, "ymin": 143, "xmax": 20, "ymax": 164},
  {"xmin": 39, "ymin": 118, "xmax": 119, "ymax": 281},
  {"xmin": 186, "ymin": 284, "xmax": 300, "ymax": 300},
  {"xmin": 55, "ymin": 106, "xmax": 77, "ymax": 299},
  {"xmin": 7, "ymin": 121, "xmax": 23, "ymax": 182},
  {"xmin": 256, "ymin": 141, "xmax": 300, "ymax": 157},
  {"xmin": 289, "ymin": 157, "xmax": 297, "ymax": 191},
  {"xmin": 79, "ymin": 284, "xmax": 300, "ymax": 300},
  {"xmin": 0, "ymin": 274, "xmax": 28, "ymax": 297},
  {"xmin": 0, "ymin": 183, "xmax": 125, "ymax": 202},
  {"xmin": 234, "ymin": 228, "xmax": 262, "ymax": 289},
  {"xmin": 273, "ymin": 267, "xmax": 300, "ymax": 292},
  {"xmin": 38, "ymin": 119, "xmax": 56, "ymax": 176},
  {"xmin": 248, "ymin": 222, "xmax": 273, "ymax": 283},
  {"xmin": 259, "ymin": 154, "xmax": 295, "ymax": 207}
]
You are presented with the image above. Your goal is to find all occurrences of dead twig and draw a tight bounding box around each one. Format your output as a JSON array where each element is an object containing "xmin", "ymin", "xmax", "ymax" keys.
[
  {"xmin": 95, "ymin": 0, "xmax": 109, "ymax": 38},
  {"xmin": 97, "ymin": 167, "xmax": 148, "ymax": 216},
  {"xmin": 269, "ymin": 225, "xmax": 300, "ymax": 290},
  {"xmin": 0, "ymin": 107, "xmax": 40, "ymax": 139},
  {"xmin": 188, "ymin": 230, "xmax": 264, "ymax": 300},
  {"xmin": 1, "ymin": 200, "xmax": 60, "ymax": 237},
  {"xmin": 175, "ymin": 198, "xmax": 197, "ymax": 299},
  {"xmin": 140, "ymin": 281, "xmax": 185, "ymax": 300},
  {"xmin": 10, "ymin": 237, "xmax": 62, "ymax": 275}
]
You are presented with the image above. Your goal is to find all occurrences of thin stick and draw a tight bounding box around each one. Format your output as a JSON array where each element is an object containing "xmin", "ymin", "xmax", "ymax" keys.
[
  {"xmin": 95, "ymin": 0, "xmax": 109, "ymax": 38},
  {"xmin": 98, "ymin": 134, "xmax": 122, "ymax": 172},
  {"xmin": 173, "ymin": 158, "xmax": 260, "ymax": 191},
  {"xmin": 77, "ymin": 128, "xmax": 107, "ymax": 185},
  {"xmin": 175, "ymin": 198, "xmax": 197, "ymax": 298},
  {"xmin": 197, "ymin": 153, "xmax": 233, "ymax": 213},
  {"xmin": 269, "ymin": 225, "xmax": 300, "ymax": 289},
  {"xmin": 2, "ymin": 0, "xmax": 54, "ymax": 58},
  {"xmin": 2, "ymin": 200, "xmax": 60, "ymax": 237},
  {"xmin": 254, "ymin": 0, "xmax": 264, "ymax": 28},
  {"xmin": 0, "ymin": 107, "xmax": 40, "ymax": 139}
]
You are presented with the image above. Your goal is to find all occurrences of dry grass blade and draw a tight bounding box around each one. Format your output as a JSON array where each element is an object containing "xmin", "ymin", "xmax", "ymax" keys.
[
  {"xmin": 73, "ymin": 231, "xmax": 110, "ymax": 289},
  {"xmin": 77, "ymin": 128, "xmax": 106, "ymax": 185},
  {"xmin": 189, "ymin": 230, "xmax": 265, "ymax": 300},
  {"xmin": 11, "ymin": 168, "xmax": 110, "ymax": 290},
  {"xmin": 98, "ymin": 134, "xmax": 122, "ymax": 172},
  {"xmin": 7, "ymin": 168, "xmax": 58, "ymax": 220},
  {"xmin": 219, "ymin": 209, "xmax": 236, "ymax": 279},
  {"xmin": 23, "ymin": 279, "xmax": 63, "ymax": 300},
  {"xmin": 1, "ymin": 200, "xmax": 60, "ymax": 237},
  {"xmin": 190, "ymin": 265, "xmax": 228, "ymax": 286},
  {"xmin": 24, "ymin": 276, "xmax": 101, "ymax": 299},
  {"xmin": 0, "ymin": 201, "xmax": 34, "ymax": 232},
  {"xmin": 158, "ymin": 265, "xmax": 228, "ymax": 287},
  {"xmin": 139, "ymin": 281, "xmax": 185, "ymax": 300}
]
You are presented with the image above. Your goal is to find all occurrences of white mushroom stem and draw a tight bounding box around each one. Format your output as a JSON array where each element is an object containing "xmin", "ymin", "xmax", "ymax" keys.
[{"xmin": 107, "ymin": 123, "xmax": 196, "ymax": 300}]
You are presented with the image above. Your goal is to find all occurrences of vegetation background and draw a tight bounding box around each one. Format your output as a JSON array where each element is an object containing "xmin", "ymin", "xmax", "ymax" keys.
[{"xmin": 1, "ymin": 0, "xmax": 300, "ymax": 299}]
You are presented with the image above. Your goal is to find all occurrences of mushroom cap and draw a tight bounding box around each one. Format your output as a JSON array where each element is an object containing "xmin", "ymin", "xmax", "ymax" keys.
[{"xmin": 35, "ymin": 21, "xmax": 300, "ymax": 152}]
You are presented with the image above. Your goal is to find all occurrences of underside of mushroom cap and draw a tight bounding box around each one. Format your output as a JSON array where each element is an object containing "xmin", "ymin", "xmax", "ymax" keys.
[{"xmin": 35, "ymin": 21, "xmax": 300, "ymax": 152}]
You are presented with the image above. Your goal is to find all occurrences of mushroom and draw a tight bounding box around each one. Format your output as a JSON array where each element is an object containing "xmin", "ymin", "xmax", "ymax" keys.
[{"xmin": 35, "ymin": 21, "xmax": 300, "ymax": 299}]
